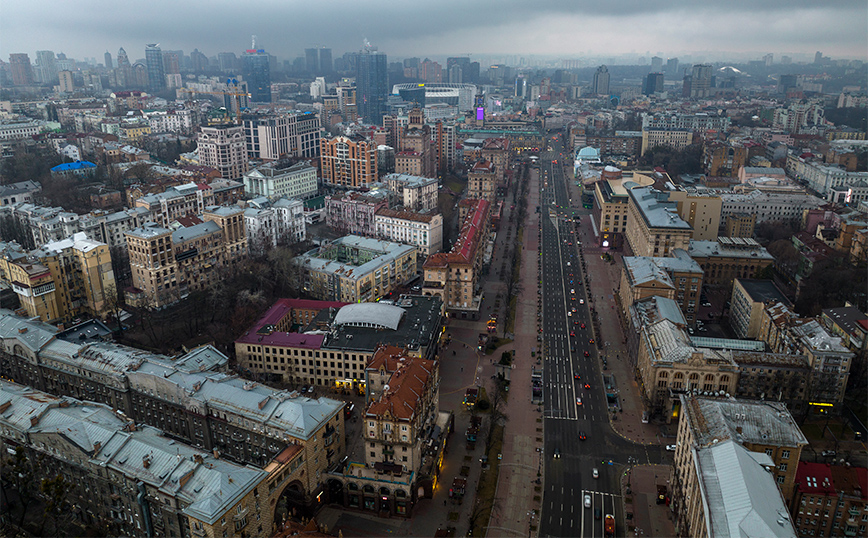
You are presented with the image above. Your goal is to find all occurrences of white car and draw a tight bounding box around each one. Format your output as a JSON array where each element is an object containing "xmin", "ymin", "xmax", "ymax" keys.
[
  {"xmin": 579, "ymin": 299, "xmax": 585, "ymax": 304},
  {"xmin": 584, "ymin": 494, "xmax": 591, "ymax": 508},
  {"xmin": 666, "ymin": 444, "xmax": 677, "ymax": 451},
  {"xmin": 571, "ymin": 289, "xmax": 575, "ymax": 294},
  {"xmin": 593, "ymin": 468, "xmax": 599, "ymax": 479}
]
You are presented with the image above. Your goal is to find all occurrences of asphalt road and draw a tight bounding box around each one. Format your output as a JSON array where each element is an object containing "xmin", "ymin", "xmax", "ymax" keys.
[{"xmin": 537, "ymin": 132, "xmax": 662, "ymax": 538}]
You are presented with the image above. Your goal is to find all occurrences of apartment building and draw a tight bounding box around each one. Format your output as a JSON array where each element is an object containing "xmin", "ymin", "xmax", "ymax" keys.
[
  {"xmin": 324, "ymin": 191, "xmax": 390, "ymax": 237},
  {"xmin": 383, "ymin": 173, "xmax": 438, "ymax": 212},
  {"xmin": 467, "ymin": 160, "xmax": 497, "ymax": 202},
  {"xmin": 730, "ymin": 279, "xmax": 792, "ymax": 339},
  {"xmin": 320, "ymin": 135, "xmax": 378, "ymax": 189},
  {"xmin": 125, "ymin": 206, "xmax": 246, "ymax": 308},
  {"xmin": 624, "ymin": 186, "xmax": 693, "ymax": 257},
  {"xmin": 197, "ymin": 124, "xmax": 249, "ymax": 180},
  {"xmin": 819, "ymin": 306, "xmax": 868, "ymax": 354},
  {"xmin": 296, "ymin": 236, "xmax": 417, "ymax": 303},
  {"xmin": 243, "ymin": 160, "xmax": 318, "ymax": 200},
  {"xmin": 640, "ymin": 128, "xmax": 693, "ymax": 156},
  {"xmin": 327, "ymin": 345, "xmax": 448, "ymax": 517},
  {"xmin": 618, "ymin": 251, "xmax": 704, "ymax": 326},
  {"xmin": 791, "ymin": 463, "xmax": 868, "ymax": 537},
  {"xmin": 0, "ymin": 232, "xmax": 116, "ymax": 323},
  {"xmin": 0, "ymin": 180, "xmax": 41, "ymax": 206},
  {"xmin": 375, "ymin": 208, "xmax": 443, "ymax": 257},
  {"xmin": 0, "ymin": 312, "xmax": 345, "ymax": 517},
  {"xmin": 234, "ymin": 296, "xmax": 442, "ymax": 390},
  {"xmin": 688, "ymin": 238, "xmax": 774, "ymax": 287},
  {"xmin": 0, "ymin": 381, "xmax": 280, "ymax": 538},
  {"xmin": 481, "ymin": 137, "xmax": 510, "ymax": 184},
  {"xmin": 641, "ymin": 112, "xmax": 731, "ymax": 133},
  {"xmin": 670, "ymin": 394, "xmax": 803, "ymax": 537},
  {"xmin": 665, "ymin": 188, "xmax": 722, "ymax": 241},
  {"xmin": 243, "ymin": 111, "xmax": 321, "ymax": 159},
  {"xmin": 243, "ymin": 197, "xmax": 306, "ymax": 254},
  {"xmin": 423, "ymin": 199, "xmax": 490, "ymax": 319},
  {"xmin": 719, "ymin": 189, "xmax": 825, "ymax": 226}
]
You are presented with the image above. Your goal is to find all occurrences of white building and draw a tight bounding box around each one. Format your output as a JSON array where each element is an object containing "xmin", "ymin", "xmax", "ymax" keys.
[
  {"xmin": 197, "ymin": 124, "xmax": 248, "ymax": 180},
  {"xmin": 243, "ymin": 197, "xmax": 306, "ymax": 254},
  {"xmin": 145, "ymin": 109, "xmax": 196, "ymax": 134},
  {"xmin": 242, "ymin": 160, "xmax": 318, "ymax": 200},
  {"xmin": 383, "ymin": 173, "xmax": 439, "ymax": 212},
  {"xmin": 787, "ymin": 155, "xmax": 868, "ymax": 198},
  {"xmin": 0, "ymin": 121, "xmax": 45, "ymax": 141},
  {"xmin": 375, "ymin": 208, "xmax": 443, "ymax": 257},
  {"xmin": 243, "ymin": 111, "xmax": 321, "ymax": 160},
  {"xmin": 719, "ymin": 189, "xmax": 825, "ymax": 225}
]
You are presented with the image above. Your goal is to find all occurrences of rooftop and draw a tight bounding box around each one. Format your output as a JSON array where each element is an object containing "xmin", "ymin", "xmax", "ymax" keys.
[
  {"xmin": 334, "ymin": 303, "xmax": 405, "ymax": 331},
  {"xmin": 682, "ymin": 395, "xmax": 808, "ymax": 448},
  {"xmin": 628, "ymin": 186, "xmax": 692, "ymax": 230},
  {"xmin": 689, "ymin": 240, "xmax": 774, "ymax": 261},
  {"xmin": 736, "ymin": 279, "xmax": 791, "ymax": 305}
]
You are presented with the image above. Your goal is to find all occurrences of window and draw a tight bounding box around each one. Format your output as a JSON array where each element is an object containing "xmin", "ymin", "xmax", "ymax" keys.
[
  {"xmin": 782, "ymin": 450, "xmax": 790, "ymax": 459},
  {"xmin": 779, "ymin": 463, "xmax": 788, "ymax": 472}
]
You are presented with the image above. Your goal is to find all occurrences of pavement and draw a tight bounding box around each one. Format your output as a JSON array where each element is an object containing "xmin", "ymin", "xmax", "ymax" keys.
[{"xmin": 620, "ymin": 464, "xmax": 677, "ymax": 538}]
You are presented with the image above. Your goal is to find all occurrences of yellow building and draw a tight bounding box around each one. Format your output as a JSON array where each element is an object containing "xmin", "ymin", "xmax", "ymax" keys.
[
  {"xmin": 665, "ymin": 189, "xmax": 722, "ymax": 241},
  {"xmin": 624, "ymin": 186, "xmax": 693, "ymax": 257},
  {"xmin": 119, "ymin": 122, "xmax": 151, "ymax": 141},
  {"xmin": 0, "ymin": 233, "xmax": 116, "ymax": 323},
  {"xmin": 467, "ymin": 160, "xmax": 496, "ymax": 202}
]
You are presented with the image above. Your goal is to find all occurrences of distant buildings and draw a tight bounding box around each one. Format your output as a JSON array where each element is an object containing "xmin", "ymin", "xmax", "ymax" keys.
[
  {"xmin": 592, "ymin": 65, "xmax": 610, "ymax": 95},
  {"xmin": 355, "ymin": 48, "xmax": 389, "ymax": 124},
  {"xmin": 144, "ymin": 44, "xmax": 165, "ymax": 93},
  {"xmin": 242, "ymin": 48, "xmax": 271, "ymax": 102}
]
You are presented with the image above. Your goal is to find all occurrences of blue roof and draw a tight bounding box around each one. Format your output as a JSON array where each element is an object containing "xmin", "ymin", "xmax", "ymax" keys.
[{"xmin": 51, "ymin": 161, "xmax": 97, "ymax": 172}]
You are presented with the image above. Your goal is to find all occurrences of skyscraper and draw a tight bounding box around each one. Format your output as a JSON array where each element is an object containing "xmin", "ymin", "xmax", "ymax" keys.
[
  {"xmin": 8, "ymin": 54, "xmax": 34, "ymax": 86},
  {"xmin": 665, "ymin": 57, "xmax": 679, "ymax": 77},
  {"xmin": 145, "ymin": 44, "xmax": 166, "ymax": 93},
  {"xmin": 217, "ymin": 52, "xmax": 237, "ymax": 73},
  {"xmin": 355, "ymin": 48, "xmax": 388, "ymax": 125},
  {"xmin": 651, "ymin": 56, "xmax": 663, "ymax": 72},
  {"xmin": 304, "ymin": 48, "xmax": 333, "ymax": 75},
  {"xmin": 36, "ymin": 50, "xmax": 57, "ymax": 84},
  {"xmin": 104, "ymin": 51, "xmax": 113, "ymax": 70},
  {"xmin": 242, "ymin": 48, "xmax": 271, "ymax": 102},
  {"xmin": 305, "ymin": 48, "xmax": 318, "ymax": 73},
  {"xmin": 319, "ymin": 48, "xmax": 332, "ymax": 73},
  {"xmin": 116, "ymin": 47, "xmax": 130, "ymax": 68},
  {"xmin": 689, "ymin": 64, "xmax": 712, "ymax": 98},
  {"xmin": 643, "ymin": 73, "xmax": 664, "ymax": 95},
  {"xmin": 592, "ymin": 65, "xmax": 610, "ymax": 95}
]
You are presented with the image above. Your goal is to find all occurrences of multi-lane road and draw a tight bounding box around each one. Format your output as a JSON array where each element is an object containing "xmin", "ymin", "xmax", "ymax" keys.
[{"xmin": 537, "ymin": 133, "xmax": 662, "ymax": 538}]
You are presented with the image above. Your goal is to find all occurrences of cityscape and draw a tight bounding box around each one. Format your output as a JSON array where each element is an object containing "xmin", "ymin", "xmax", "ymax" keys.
[{"xmin": 0, "ymin": 5, "xmax": 867, "ymax": 538}]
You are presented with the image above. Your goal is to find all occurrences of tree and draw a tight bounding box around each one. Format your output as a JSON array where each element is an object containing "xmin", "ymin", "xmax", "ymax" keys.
[
  {"xmin": 2, "ymin": 446, "xmax": 37, "ymax": 529},
  {"xmin": 38, "ymin": 474, "xmax": 72, "ymax": 538},
  {"xmin": 485, "ymin": 377, "xmax": 508, "ymax": 453}
]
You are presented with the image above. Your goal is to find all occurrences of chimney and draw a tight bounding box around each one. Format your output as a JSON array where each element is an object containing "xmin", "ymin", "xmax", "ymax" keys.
[{"xmin": 142, "ymin": 454, "xmax": 151, "ymax": 468}]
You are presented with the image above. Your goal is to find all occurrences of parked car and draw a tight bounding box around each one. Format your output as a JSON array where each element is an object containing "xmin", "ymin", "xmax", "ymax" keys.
[
  {"xmin": 593, "ymin": 468, "xmax": 599, "ymax": 479},
  {"xmin": 584, "ymin": 494, "xmax": 591, "ymax": 508},
  {"xmin": 666, "ymin": 444, "xmax": 677, "ymax": 451}
]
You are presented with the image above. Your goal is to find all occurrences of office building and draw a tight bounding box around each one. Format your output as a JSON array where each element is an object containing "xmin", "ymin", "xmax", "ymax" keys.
[
  {"xmin": 356, "ymin": 49, "xmax": 389, "ymax": 124},
  {"xmin": 242, "ymin": 48, "xmax": 271, "ymax": 103},
  {"xmin": 296, "ymin": 236, "xmax": 417, "ymax": 303},
  {"xmin": 687, "ymin": 238, "xmax": 774, "ymax": 287},
  {"xmin": 383, "ymin": 173, "xmax": 438, "ymax": 211},
  {"xmin": 643, "ymin": 72, "xmax": 664, "ymax": 95},
  {"xmin": 671, "ymin": 394, "xmax": 803, "ymax": 537},
  {"xmin": 320, "ymin": 135, "xmax": 378, "ymax": 188},
  {"xmin": 125, "ymin": 207, "xmax": 246, "ymax": 308},
  {"xmin": 592, "ymin": 65, "xmax": 610, "ymax": 95},
  {"xmin": 197, "ymin": 124, "xmax": 249, "ymax": 180},
  {"xmin": 624, "ymin": 186, "xmax": 693, "ymax": 257},
  {"xmin": 619, "ymin": 252, "xmax": 704, "ymax": 327},
  {"xmin": 641, "ymin": 129, "xmax": 694, "ymax": 156},
  {"xmin": 689, "ymin": 64, "xmax": 713, "ymax": 98},
  {"xmin": 104, "ymin": 50, "xmax": 113, "ymax": 69},
  {"xmin": 144, "ymin": 44, "xmax": 165, "ymax": 93},
  {"xmin": 243, "ymin": 111, "xmax": 321, "ymax": 159},
  {"xmin": 243, "ymin": 160, "xmax": 318, "ymax": 200}
]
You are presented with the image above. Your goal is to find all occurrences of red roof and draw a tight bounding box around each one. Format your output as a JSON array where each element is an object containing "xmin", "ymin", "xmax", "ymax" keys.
[
  {"xmin": 795, "ymin": 462, "xmax": 836, "ymax": 495},
  {"xmin": 425, "ymin": 198, "xmax": 489, "ymax": 267},
  {"xmin": 234, "ymin": 298, "xmax": 347, "ymax": 347},
  {"xmin": 366, "ymin": 346, "xmax": 436, "ymax": 421}
]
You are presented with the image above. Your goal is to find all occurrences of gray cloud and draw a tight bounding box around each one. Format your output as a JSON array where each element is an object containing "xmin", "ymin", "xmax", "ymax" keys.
[{"xmin": 2, "ymin": 0, "xmax": 866, "ymax": 62}]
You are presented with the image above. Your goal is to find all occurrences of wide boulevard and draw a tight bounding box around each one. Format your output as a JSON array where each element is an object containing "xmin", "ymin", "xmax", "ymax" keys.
[{"xmin": 538, "ymin": 132, "xmax": 662, "ymax": 538}]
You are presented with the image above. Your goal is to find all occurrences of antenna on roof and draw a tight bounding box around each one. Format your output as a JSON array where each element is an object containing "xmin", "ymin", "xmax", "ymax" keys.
[{"xmin": 251, "ymin": 35, "xmax": 257, "ymax": 49}]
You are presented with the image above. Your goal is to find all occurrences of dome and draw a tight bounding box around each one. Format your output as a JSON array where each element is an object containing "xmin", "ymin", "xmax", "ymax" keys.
[
  {"xmin": 577, "ymin": 147, "xmax": 600, "ymax": 158},
  {"xmin": 333, "ymin": 303, "xmax": 405, "ymax": 330}
]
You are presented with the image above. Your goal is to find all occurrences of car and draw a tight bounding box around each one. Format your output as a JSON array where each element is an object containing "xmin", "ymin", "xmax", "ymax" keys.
[
  {"xmin": 822, "ymin": 450, "xmax": 837, "ymax": 457},
  {"xmin": 666, "ymin": 444, "xmax": 677, "ymax": 451},
  {"xmin": 580, "ymin": 323, "xmax": 586, "ymax": 329},
  {"xmin": 553, "ymin": 448, "xmax": 560, "ymax": 459},
  {"xmin": 567, "ymin": 311, "xmax": 572, "ymax": 317},
  {"xmin": 589, "ymin": 339, "xmax": 595, "ymax": 344},
  {"xmin": 583, "ymin": 351, "xmax": 590, "ymax": 357},
  {"xmin": 576, "ymin": 397, "xmax": 582, "ymax": 406},
  {"xmin": 579, "ymin": 298, "xmax": 585, "ymax": 304},
  {"xmin": 570, "ymin": 331, "xmax": 575, "ymax": 337},
  {"xmin": 566, "ymin": 262, "xmax": 571, "ymax": 266},
  {"xmin": 698, "ymin": 326, "xmax": 708, "ymax": 332},
  {"xmin": 570, "ymin": 289, "xmax": 575, "ymax": 294},
  {"xmin": 688, "ymin": 328, "xmax": 695, "ymax": 335},
  {"xmin": 570, "ymin": 346, "xmax": 576, "ymax": 352},
  {"xmin": 584, "ymin": 494, "xmax": 591, "ymax": 508},
  {"xmin": 574, "ymin": 374, "xmax": 581, "ymax": 380},
  {"xmin": 593, "ymin": 468, "xmax": 599, "ymax": 479},
  {"xmin": 594, "ymin": 507, "xmax": 602, "ymax": 520},
  {"xmin": 579, "ymin": 431, "xmax": 587, "ymax": 440},
  {"xmin": 584, "ymin": 383, "xmax": 590, "ymax": 389}
]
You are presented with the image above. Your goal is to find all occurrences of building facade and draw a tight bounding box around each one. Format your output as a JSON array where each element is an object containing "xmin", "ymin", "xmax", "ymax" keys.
[
  {"xmin": 197, "ymin": 124, "xmax": 249, "ymax": 180},
  {"xmin": 375, "ymin": 208, "xmax": 443, "ymax": 257},
  {"xmin": 320, "ymin": 135, "xmax": 378, "ymax": 189},
  {"xmin": 243, "ymin": 161, "xmax": 318, "ymax": 200}
]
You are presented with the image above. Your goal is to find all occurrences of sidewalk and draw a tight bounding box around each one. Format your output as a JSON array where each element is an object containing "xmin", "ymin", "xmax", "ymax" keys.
[{"xmin": 620, "ymin": 464, "xmax": 676, "ymax": 537}]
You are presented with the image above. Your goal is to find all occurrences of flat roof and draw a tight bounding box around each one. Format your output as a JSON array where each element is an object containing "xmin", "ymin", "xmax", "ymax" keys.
[
  {"xmin": 682, "ymin": 395, "xmax": 808, "ymax": 448},
  {"xmin": 736, "ymin": 279, "xmax": 790, "ymax": 305},
  {"xmin": 628, "ymin": 186, "xmax": 692, "ymax": 230}
]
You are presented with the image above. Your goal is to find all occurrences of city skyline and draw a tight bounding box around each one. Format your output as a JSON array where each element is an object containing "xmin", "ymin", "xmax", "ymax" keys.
[{"xmin": 2, "ymin": 0, "xmax": 866, "ymax": 64}]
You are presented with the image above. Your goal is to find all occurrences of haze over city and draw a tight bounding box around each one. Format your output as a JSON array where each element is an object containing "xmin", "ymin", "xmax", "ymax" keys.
[{"xmin": 2, "ymin": 0, "xmax": 867, "ymax": 61}]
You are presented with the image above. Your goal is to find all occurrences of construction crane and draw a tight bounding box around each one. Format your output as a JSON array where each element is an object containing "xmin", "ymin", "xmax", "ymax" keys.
[{"xmin": 177, "ymin": 80, "xmax": 250, "ymax": 125}]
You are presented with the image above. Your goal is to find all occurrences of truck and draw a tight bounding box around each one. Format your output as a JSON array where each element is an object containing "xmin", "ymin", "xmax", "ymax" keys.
[{"xmin": 604, "ymin": 514, "xmax": 615, "ymax": 537}]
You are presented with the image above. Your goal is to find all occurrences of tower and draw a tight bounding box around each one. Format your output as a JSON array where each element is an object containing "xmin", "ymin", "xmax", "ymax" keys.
[
  {"xmin": 689, "ymin": 64, "xmax": 712, "ymax": 98},
  {"xmin": 242, "ymin": 47, "xmax": 271, "ymax": 103},
  {"xmin": 36, "ymin": 51, "xmax": 57, "ymax": 84},
  {"xmin": 104, "ymin": 51, "xmax": 113, "ymax": 70},
  {"xmin": 355, "ymin": 46, "xmax": 388, "ymax": 125},
  {"xmin": 145, "ymin": 44, "xmax": 166, "ymax": 93},
  {"xmin": 592, "ymin": 65, "xmax": 610, "ymax": 95},
  {"xmin": 9, "ymin": 53, "xmax": 34, "ymax": 86}
]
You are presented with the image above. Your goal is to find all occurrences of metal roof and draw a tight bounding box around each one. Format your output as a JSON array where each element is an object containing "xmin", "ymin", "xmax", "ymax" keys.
[
  {"xmin": 334, "ymin": 303, "xmax": 405, "ymax": 330},
  {"xmin": 696, "ymin": 439, "xmax": 796, "ymax": 538}
]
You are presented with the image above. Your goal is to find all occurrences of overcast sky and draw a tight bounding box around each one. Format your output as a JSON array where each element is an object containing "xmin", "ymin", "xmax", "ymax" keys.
[{"xmin": 3, "ymin": 0, "xmax": 866, "ymax": 64}]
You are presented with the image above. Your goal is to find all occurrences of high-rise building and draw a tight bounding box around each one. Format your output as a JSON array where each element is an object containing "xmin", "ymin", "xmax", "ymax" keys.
[
  {"xmin": 8, "ymin": 53, "xmax": 34, "ymax": 86},
  {"xmin": 217, "ymin": 51, "xmax": 237, "ymax": 72},
  {"xmin": 643, "ymin": 72, "xmax": 664, "ymax": 95},
  {"xmin": 58, "ymin": 70, "xmax": 74, "ymax": 93},
  {"xmin": 320, "ymin": 134, "xmax": 378, "ymax": 188},
  {"xmin": 305, "ymin": 48, "xmax": 318, "ymax": 73},
  {"xmin": 447, "ymin": 57, "xmax": 470, "ymax": 83},
  {"xmin": 144, "ymin": 43, "xmax": 165, "ymax": 92},
  {"xmin": 242, "ymin": 48, "xmax": 271, "ymax": 102},
  {"xmin": 243, "ymin": 110, "xmax": 322, "ymax": 159},
  {"xmin": 162, "ymin": 51, "xmax": 180, "ymax": 75},
  {"xmin": 665, "ymin": 57, "xmax": 679, "ymax": 77},
  {"xmin": 355, "ymin": 48, "xmax": 388, "ymax": 124},
  {"xmin": 35, "ymin": 50, "xmax": 57, "ymax": 84},
  {"xmin": 197, "ymin": 124, "xmax": 249, "ymax": 180},
  {"xmin": 650, "ymin": 56, "xmax": 663, "ymax": 72},
  {"xmin": 689, "ymin": 64, "xmax": 712, "ymax": 98},
  {"xmin": 592, "ymin": 65, "xmax": 610, "ymax": 95},
  {"xmin": 319, "ymin": 48, "xmax": 332, "ymax": 72},
  {"xmin": 104, "ymin": 51, "xmax": 113, "ymax": 69}
]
